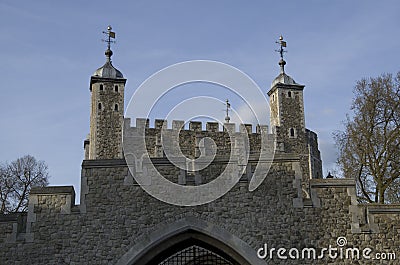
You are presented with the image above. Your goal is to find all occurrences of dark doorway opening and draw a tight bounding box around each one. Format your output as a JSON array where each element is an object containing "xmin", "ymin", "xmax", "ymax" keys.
[{"xmin": 153, "ymin": 239, "xmax": 239, "ymax": 265}]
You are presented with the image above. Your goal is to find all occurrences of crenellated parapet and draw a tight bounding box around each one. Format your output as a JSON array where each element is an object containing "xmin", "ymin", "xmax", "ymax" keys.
[
  {"xmin": 0, "ymin": 186, "xmax": 78, "ymax": 246},
  {"xmin": 0, "ymin": 213, "xmax": 26, "ymax": 243},
  {"xmin": 310, "ymin": 178, "xmax": 400, "ymax": 235},
  {"xmin": 24, "ymin": 186, "xmax": 77, "ymax": 242},
  {"xmin": 123, "ymin": 118, "xmax": 273, "ymax": 159}
]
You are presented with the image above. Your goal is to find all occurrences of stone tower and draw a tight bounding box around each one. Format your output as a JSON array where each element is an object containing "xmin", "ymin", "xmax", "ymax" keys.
[
  {"xmin": 86, "ymin": 26, "xmax": 126, "ymax": 160},
  {"xmin": 268, "ymin": 37, "xmax": 305, "ymax": 154},
  {"xmin": 3, "ymin": 32, "xmax": 400, "ymax": 265},
  {"xmin": 268, "ymin": 36, "xmax": 322, "ymax": 180}
]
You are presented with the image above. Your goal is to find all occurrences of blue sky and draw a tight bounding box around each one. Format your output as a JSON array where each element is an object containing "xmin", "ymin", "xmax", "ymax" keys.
[{"xmin": 1, "ymin": 1, "xmax": 399, "ymax": 201}]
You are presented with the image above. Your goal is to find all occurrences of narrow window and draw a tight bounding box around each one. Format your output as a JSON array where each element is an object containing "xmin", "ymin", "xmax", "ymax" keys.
[
  {"xmin": 100, "ymin": 84, "xmax": 104, "ymax": 91},
  {"xmin": 115, "ymin": 85, "xmax": 119, "ymax": 92},
  {"xmin": 114, "ymin": 104, "xmax": 119, "ymax": 111},
  {"xmin": 288, "ymin": 91, "xmax": 292, "ymax": 98},
  {"xmin": 290, "ymin": 128, "xmax": 295, "ymax": 137},
  {"xmin": 272, "ymin": 94, "xmax": 275, "ymax": 102},
  {"xmin": 98, "ymin": 102, "xmax": 102, "ymax": 110}
]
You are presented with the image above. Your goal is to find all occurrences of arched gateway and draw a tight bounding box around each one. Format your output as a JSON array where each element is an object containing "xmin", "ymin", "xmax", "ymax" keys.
[{"xmin": 116, "ymin": 217, "xmax": 266, "ymax": 265}]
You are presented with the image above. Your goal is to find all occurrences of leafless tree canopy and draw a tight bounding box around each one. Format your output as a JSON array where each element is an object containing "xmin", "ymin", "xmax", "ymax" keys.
[
  {"xmin": 334, "ymin": 72, "xmax": 400, "ymax": 203},
  {"xmin": 0, "ymin": 155, "xmax": 49, "ymax": 213}
]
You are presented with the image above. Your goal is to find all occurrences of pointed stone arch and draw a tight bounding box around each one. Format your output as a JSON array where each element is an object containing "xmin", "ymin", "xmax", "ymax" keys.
[{"xmin": 116, "ymin": 216, "xmax": 266, "ymax": 265}]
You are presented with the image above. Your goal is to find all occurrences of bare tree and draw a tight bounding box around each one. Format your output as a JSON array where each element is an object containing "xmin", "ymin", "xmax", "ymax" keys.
[
  {"xmin": 0, "ymin": 155, "xmax": 49, "ymax": 213},
  {"xmin": 334, "ymin": 72, "xmax": 400, "ymax": 203}
]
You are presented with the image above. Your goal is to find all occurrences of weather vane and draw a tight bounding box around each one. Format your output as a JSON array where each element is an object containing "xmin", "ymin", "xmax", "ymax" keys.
[
  {"xmin": 275, "ymin": 35, "xmax": 287, "ymax": 73},
  {"xmin": 102, "ymin": 25, "xmax": 116, "ymax": 51},
  {"xmin": 225, "ymin": 99, "xmax": 231, "ymax": 123},
  {"xmin": 275, "ymin": 35, "xmax": 287, "ymax": 60}
]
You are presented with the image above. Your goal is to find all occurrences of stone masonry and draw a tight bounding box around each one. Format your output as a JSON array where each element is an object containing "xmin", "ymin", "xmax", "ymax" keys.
[{"xmin": 0, "ymin": 34, "xmax": 399, "ymax": 264}]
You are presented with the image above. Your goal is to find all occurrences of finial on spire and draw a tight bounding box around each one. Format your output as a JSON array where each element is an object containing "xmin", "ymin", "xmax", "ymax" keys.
[
  {"xmin": 102, "ymin": 25, "xmax": 116, "ymax": 61},
  {"xmin": 275, "ymin": 35, "xmax": 287, "ymax": 74},
  {"xmin": 225, "ymin": 99, "xmax": 231, "ymax": 123}
]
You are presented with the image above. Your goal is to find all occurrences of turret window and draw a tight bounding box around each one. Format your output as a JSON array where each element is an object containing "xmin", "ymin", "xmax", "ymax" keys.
[
  {"xmin": 289, "ymin": 128, "xmax": 297, "ymax": 138},
  {"xmin": 100, "ymin": 84, "xmax": 104, "ymax": 91},
  {"xmin": 114, "ymin": 104, "xmax": 119, "ymax": 112},
  {"xmin": 288, "ymin": 91, "xmax": 292, "ymax": 98},
  {"xmin": 98, "ymin": 102, "xmax": 102, "ymax": 110},
  {"xmin": 115, "ymin": 85, "xmax": 119, "ymax": 92}
]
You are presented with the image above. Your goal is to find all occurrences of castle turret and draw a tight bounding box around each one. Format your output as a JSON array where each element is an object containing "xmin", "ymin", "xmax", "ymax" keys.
[
  {"xmin": 268, "ymin": 36, "xmax": 322, "ymax": 180},
  {"xmin": 86, "ymin": 26, "xmax": 126, "ymax": 160},
  {"xmin": 268, "ymin": 36, "xmax": 306, "ymax": 154}
]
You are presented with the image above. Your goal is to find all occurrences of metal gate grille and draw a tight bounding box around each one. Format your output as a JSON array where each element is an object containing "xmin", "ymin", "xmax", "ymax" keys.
[{"xmin": 158, "ymin": 245, "xmax": 235, "ymax": 265}]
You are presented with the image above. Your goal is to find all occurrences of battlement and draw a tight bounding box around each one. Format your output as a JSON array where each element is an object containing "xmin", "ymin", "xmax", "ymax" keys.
[
  {"xmin": 126, "ymin": 118, "xmax": 269, "ymax": 134},
  {"xmin": 123, "ymin": 118, "xmax": 274, "ymax": 160},
  {"xmin": 123, "ymin": 118, "xmax": 321, "ymax": 159}
]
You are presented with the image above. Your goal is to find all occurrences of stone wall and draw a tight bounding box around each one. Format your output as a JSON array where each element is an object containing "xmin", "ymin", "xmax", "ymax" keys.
[
  {"xmin": 1, "ymin": 157, "xmax": 399, "ymax": 264},
  {"xmin": 132, "ymin": 118, "xmax": 268, "ymax": 159},
  {"xmin": 89, "ymin": 80, "xmax": 125, "ymax": 159},
  {"xmin": 124, "ymin": 117, "xmax": 321, "ymax": 198}
]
